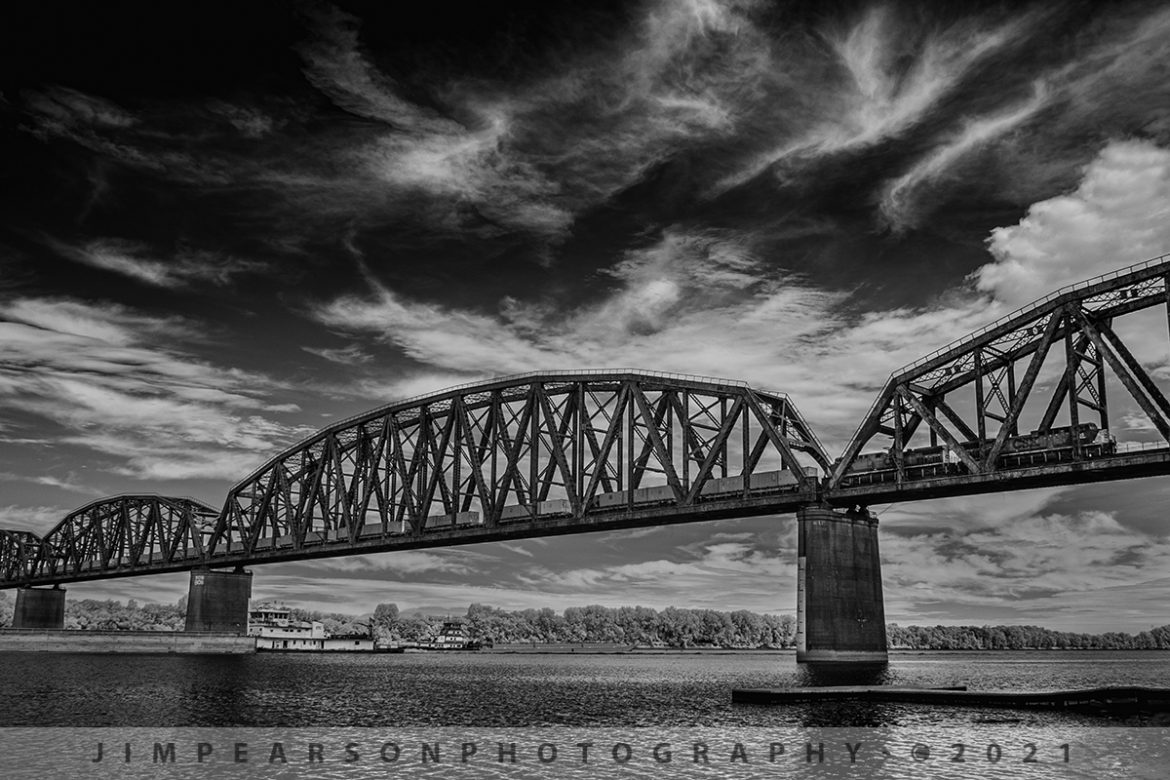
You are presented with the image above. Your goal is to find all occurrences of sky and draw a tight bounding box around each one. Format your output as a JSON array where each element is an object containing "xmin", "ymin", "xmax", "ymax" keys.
[{"xmin": 2, "ymin": 0, "xmax": 1170, "ymax": 632}]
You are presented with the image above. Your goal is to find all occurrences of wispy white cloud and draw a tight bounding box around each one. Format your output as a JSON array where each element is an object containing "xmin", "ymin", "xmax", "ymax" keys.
[
  {"xmin": 1054, "ymin": 5, "xmax": 1170, "ymax": 118},
  {"xmin": 22, "ymin": 88, "xmax": 228, "ymax": 185},
  {"xmin": 294, "ymin": 6, "xmax": 568, "ymax": 235},
  {"xmin": 706, "ymin": 1, "xmax": 1170, "ymax": 236},
  {"xmin": 47, "ymin": 237, "xmax": 269, "ymax": 289},
  {"xmin": 24, "ymin": 87, "xmax": 138, "ymax": 131},
  {"xmin": 879, "ymin": 4, "xmax": 1170, "ymax": 229},
  {"xmin": 298, "ymin": 6, "xmax": 462, "ymax": 133},
  {"xmin": 0, "ymin": 298, "xmax": 312, "ymax": 480},
  {"xmin": 294, "ymin": 550, "xmax": 481, "ymax": 576},
  {"xmin": 712, "ymin": 4, "xmax": 1045, "ymax": 194},
  {"xmin": 825, "ymin": 5, "xmax": 1041, "ymax": 150},
  {"xmin": 495, "ymin": 543, "xmax": 535, "ymax": 559},
  {"xmin": 292, "ymin": 0, "xmax": 774, "ymax": 238},
  {"xmin": 206, "ymin": 101, "xmax": 278, "ymax": 138},
  {"xmin": 0, "ymin": 472, "xmax": 104, "ymax": 497},
  {"xmin": 880, "ymin": 83, "xmax": 1051, "ymax": 230},
  {"xmin": 301, "ymin": 344, "xmax": 374, "ymax": 365}
]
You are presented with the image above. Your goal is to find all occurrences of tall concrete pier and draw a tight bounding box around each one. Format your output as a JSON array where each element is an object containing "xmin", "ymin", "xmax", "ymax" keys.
[
  {"xmin": 13, "ymin": 585, "xmax": 66, "ymax": 629},
  {"xmin": 184, "ymin": 568, "xmax": 252, "ymax": 634},
  {"xmin": 795, "ymin": 505, "xmax": 887, "ymax": 664}
]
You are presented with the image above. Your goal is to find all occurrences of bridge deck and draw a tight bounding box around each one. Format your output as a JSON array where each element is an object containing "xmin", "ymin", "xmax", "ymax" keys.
[
  {"xmin": 7, "ymin": 490, "xmax": 817, "ymax": 587},
  {"xmin": 829, "ymin": 448, "xmax": 1170, "ymax": 505},
  {"xmin": 7, "ymin": 449, "xmax": 1170, "ymax": 587}
]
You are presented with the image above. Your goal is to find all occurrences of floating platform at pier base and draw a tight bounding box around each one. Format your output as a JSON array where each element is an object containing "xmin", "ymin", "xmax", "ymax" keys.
[
  {"xmin": 0, "ymin": 629, "xmax": 255, "ymax": 654},
  {"xmin": 732, "ymin": 685, "xmax": 1170, "ymax": 713}
]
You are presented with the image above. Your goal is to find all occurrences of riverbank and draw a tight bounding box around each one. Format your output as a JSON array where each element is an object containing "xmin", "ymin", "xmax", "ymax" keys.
[{"xmin": 0, "ymin": 628, "xmax": 254, "ymax": 654}]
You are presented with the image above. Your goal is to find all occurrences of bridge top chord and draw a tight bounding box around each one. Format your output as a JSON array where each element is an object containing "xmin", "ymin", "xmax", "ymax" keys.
[
  {"xmin": 237, "ymin": 369, "xmax": 795, "ymax": 488},
  {"xmin": 897, "ymin": 252, "xmax": 1170, "ymax": 381}
]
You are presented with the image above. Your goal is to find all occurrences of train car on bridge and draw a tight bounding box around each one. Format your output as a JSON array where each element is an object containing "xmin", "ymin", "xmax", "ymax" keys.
[
  {"xmin": 494, "ymin": 467, "xmax": 815, "ymax": 523},
  {"xmin": 590, "ymin": 467, "xmax": 814, "ymax": 510},
  {"xmin": 836, "ymin": 423, "xmax": 1115, "ymax": 486}
]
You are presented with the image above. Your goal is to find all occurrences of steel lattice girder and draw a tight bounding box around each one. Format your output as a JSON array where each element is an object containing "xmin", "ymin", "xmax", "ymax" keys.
[
  {"xmin": 0, "ymin": 530, "xmax": 41, "ymax": 581},
  {"xmin": 0, "ymin": 372, "xmax": 826, "ymax": 587},
  {"xmin": 830, "ymin": 253, "xmax": 1170, "ymax": 488},
  {"xmin": 17, "ymin": 495, "xmax": 219, "ymax": 581},
  {"xmin": 207, "ymin": 371, "xmax": 828, "ymax": 557}
]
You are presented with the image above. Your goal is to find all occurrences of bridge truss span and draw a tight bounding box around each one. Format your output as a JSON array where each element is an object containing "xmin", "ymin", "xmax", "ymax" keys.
[
  {"xmin": 830, "ymin": 253, "xmax": 1170, "ymax": 501},
  {"xmin": 211, "ymin": 372, "xmax": 827, "ymax": 562},
  {"xmin": 0, "ymin": 372, "xmax": 827, "ymax": 586},
  {"xmin": 2, "ymin": 496, "xmax": 219, "ymax": 584}
]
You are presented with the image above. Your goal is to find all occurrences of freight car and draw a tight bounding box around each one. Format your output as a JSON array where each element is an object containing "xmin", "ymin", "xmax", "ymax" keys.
[{"xmin": 589, "ymin": 467, "xmax": 814, "ymax": 510}]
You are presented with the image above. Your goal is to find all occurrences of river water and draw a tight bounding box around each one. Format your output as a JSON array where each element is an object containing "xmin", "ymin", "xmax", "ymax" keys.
[
  {"xmin": 1, "ymin": 650, "xmax": 1166, "ymax": 779},
  {"xmin": 0, "ymin": 649, "xmax": 1164, "ymax": 727}
]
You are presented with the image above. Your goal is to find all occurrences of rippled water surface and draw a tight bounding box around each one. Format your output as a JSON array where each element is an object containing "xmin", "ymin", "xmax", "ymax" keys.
[{"xmin": 0, "ymin": 649, "xmax": 1165, "ymax": 727}]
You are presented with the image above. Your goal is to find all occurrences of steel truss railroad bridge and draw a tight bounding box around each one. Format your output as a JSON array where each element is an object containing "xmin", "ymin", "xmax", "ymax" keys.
[{"xmin": 5, "ymin": 255, "xmax": 1170, "ymax": 663}]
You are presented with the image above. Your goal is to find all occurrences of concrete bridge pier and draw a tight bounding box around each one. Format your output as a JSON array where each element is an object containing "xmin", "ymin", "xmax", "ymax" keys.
[
  {"xmin": 795, "ymin": 505, "xmax": 888, "ymax": 665},
  {"xmin": 13, "ymin": 585, "xmax": 66, "ymax": 629},
  {"xmin": 184, "ymin": 567, "xmax": 252, "ymax": 634}
]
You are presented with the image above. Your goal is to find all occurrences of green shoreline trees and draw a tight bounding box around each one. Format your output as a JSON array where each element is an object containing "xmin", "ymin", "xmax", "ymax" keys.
[
  {"xmin": 0, "ymin": 591, "xmax": 1166, "ymax": 648},
  {"xmin": 2, "ymin": 594, "xmax": 1170, "ymax": 650}
]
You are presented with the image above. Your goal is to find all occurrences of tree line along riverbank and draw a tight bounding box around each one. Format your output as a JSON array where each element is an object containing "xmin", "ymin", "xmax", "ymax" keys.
[{"xmin": 1, "ymin": 591, "xmax": 1167, "ymax": 650}]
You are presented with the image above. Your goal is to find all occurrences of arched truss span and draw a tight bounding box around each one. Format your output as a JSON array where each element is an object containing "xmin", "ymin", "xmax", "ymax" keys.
[
  {"xmin": 831, "ymin": 254, "xmax": 1170, "ymax": 493},
  {"xmin": 14, "ymin": 495, "xmax": 219, "ymax": 581},
  {"xmin": 209, "ymin": 371, "xmax": 827, "ymax": 556}
]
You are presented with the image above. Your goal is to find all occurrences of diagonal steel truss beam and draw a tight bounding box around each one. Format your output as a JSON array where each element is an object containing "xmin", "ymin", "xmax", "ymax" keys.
[
  {"xmin": 984, "ymin": 309, "xmax": 1062, "ymax": 469},
  {"xmin": 896, "ymin": 386, "xmax": 982, "ymax": 474},
  {"xmin": 1073, "ymin": 307, "xmax": 1170, "ymax": 442}
]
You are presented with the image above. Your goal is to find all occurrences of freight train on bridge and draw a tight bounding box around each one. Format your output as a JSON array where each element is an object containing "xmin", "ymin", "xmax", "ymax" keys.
[{"xmin": 835, "ymin": 423, "xmax": 1115, "ymax": 487}]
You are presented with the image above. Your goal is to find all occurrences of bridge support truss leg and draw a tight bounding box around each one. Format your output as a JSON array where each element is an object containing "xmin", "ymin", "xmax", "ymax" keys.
[
  {"xmin": 13, "ymin": 585, "xmax": 66, "ymax": 629},
  {"xmin": 184, "ymin": 568, "xmax": 252, "ymax": 634},
  {"xmin": 796, "ymin": 506, "xmax": 887, "ymax": 665}
]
